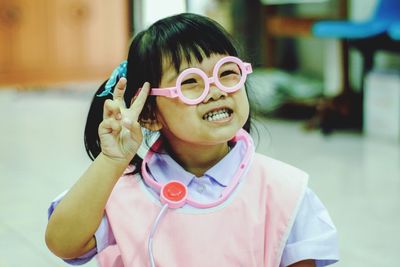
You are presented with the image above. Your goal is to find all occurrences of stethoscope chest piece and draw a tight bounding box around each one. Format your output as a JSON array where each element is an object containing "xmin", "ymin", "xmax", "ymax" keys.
[{"xmin": 160, "ymin": 180, "xmax": 188, "ymax": 209}]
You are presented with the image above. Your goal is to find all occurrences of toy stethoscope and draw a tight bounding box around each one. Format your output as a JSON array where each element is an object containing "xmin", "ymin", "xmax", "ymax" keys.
[{"xmin": 141, "ymin": 128, "xmax": 253, "ymax": 266}]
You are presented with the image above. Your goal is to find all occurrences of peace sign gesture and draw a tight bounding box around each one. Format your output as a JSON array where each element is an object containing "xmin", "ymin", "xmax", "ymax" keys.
[{"xmin": 98, "ymin": 78, "xmax": 151, "ymax": 162}]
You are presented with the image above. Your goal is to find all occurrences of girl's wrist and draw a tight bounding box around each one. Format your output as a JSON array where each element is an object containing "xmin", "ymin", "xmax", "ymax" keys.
[{"xmin": 98, "ymin": 152, "xmax": 132, "ymax": 169}]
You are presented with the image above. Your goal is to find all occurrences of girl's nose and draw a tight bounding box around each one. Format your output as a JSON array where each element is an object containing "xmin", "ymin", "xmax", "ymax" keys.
[{"xmin": 202, "ymin": 84, "xmax": 228, "ymax": 103}]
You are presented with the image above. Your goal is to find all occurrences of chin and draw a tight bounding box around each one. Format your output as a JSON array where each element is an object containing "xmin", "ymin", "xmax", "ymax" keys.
[{"xmin": 203, "ymin": 126, "xmax": 241, "ymax": 143}]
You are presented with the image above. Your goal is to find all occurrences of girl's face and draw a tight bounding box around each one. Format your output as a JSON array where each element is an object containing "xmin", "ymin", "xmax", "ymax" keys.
[{"xmin": 154, "ymin": 53, "xmax": 250, "ymax": 148}]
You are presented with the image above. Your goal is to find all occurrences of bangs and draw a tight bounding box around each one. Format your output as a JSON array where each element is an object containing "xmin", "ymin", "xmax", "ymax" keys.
[
  {"xmin": 162, "ymin": 32, "xmax": 238, "ymax": 74},
  {"xmin": 149, "ymin": 13, "xmax": 238, "ymax": 75},
  {"xmin": 129, "ymin": 14, "xmax": 241, "ymax": 89}
]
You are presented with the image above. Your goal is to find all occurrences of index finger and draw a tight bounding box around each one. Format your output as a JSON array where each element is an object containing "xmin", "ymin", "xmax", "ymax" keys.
[{"xmin": 127, "ymin": 82, "xmax": 151, "ymax": 122}]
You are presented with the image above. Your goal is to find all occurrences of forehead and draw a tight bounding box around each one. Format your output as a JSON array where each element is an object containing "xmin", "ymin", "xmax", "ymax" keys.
[{"xmin": 161, "ymin": 53, "xmax": 228, "ymax": 75}]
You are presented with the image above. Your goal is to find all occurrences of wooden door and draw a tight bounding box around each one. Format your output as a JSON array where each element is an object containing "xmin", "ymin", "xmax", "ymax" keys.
[
  {"xmin": 0, "ymin": 0, "xmax": 129, "ymax": 86},
  {"xmin": 47, "ymin": 0, "xmax": 129, "ymax": 80},
  {"xmin": 0, "ymin": 0, "xmax": 48, "ymax": 82}
]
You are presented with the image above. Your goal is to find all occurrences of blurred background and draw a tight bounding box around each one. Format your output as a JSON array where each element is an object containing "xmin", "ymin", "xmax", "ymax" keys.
[{"xmin": 0, "ymin": 0, "xmax": 399, "ymax": 266}]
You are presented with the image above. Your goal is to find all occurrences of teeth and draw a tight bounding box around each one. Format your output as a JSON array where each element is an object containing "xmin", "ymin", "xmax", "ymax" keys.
[{"xmin": 203, "ymin": 108, "xmax": 231, "ymax": 121}]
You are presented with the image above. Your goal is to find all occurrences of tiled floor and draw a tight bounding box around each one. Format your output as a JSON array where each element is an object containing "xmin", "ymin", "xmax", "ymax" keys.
[{"xmin": 0, "ymin": 87, "xmax": 398, "ymax": 267}]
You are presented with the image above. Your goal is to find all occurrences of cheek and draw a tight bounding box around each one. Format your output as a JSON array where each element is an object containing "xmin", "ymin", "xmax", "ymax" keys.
[
  {"xmin": 155, "ymin": 97, "xmax": 190, "ymax": 127},
  {"xmin": 235, "ymin": 90, "xmax": 250, "ymax": 120}
]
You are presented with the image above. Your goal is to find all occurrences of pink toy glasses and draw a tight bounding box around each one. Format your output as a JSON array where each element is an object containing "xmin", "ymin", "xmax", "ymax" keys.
[{"xmin": 150, "ymin": 56, "xmax": 253, "ymax": 105}]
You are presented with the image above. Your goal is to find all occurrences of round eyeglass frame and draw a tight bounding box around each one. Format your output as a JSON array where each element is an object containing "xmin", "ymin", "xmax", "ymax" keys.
[{"xmin": 149, "ymin": 56, "xmax": 253, "ymax": 105}]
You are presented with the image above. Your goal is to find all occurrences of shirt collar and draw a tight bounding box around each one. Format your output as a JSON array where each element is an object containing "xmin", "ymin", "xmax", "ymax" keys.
[
  {"xmin": 147, "ymin": 152, "xmax": 195, "ymax": 186},
  {"xmin": 147, "ymin": 138, "xmax": 247, "ymax": 187}
]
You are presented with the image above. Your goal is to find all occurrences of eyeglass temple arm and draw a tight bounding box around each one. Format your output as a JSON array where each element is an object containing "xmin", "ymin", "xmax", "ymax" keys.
[{"xmin": 150, "ymin": 87, "xmax": 178, "ymax": 97}]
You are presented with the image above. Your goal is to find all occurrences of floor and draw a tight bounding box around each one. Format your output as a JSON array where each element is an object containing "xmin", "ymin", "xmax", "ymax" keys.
[{"xmin": 0, "ymin": 86, "xmax": 398, "ymax": 267}]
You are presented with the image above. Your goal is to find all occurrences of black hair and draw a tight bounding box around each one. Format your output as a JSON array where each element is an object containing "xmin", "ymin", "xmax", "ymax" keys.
[{"xmin": 84, "ymin": 13, "xmax": 253, "ymax": 172}]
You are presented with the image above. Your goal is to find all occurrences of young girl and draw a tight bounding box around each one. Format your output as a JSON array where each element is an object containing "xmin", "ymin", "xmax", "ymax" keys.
[{"xmin": 45, "ymin": 13, "xmax": 339, "ymax": 267}]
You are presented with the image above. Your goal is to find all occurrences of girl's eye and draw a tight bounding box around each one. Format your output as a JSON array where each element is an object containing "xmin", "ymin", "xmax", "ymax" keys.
[
  {"xmin": 181, "ymin": 78, "xmax": 197, "ymax": 85},
  {"xmin": 220, "ymin": 70, "xmax": 240, "ymax": 77}
]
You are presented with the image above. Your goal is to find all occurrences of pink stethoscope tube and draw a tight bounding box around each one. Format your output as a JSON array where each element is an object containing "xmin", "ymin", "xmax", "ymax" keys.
[
  {"xmin": 142, "ymin": 129, "xmax": 254, "ymax": 266},
  {"xmin": 141, "ymin": 128, "xmax": 253, "ymax": 209}
]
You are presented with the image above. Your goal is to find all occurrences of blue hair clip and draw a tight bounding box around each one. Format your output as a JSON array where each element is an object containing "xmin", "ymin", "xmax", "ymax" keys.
[{"xmin": 97, "ymin": 60, "xmax": 128, "ymax": 97}]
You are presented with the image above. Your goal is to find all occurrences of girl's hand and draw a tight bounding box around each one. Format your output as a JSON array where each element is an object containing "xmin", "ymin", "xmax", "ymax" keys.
[{"xmin": 98, "ymin": 78, "xmax": 151, "ymax": 162}]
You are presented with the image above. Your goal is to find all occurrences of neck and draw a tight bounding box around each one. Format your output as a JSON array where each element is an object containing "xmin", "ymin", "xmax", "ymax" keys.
[{"xmin": 163, "ymin": 139, "xmax": 230, "ymax": 177}]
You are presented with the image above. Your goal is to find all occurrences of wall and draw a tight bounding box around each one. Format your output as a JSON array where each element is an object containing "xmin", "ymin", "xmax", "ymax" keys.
[{"xmin": 133, "ymin": 0, "xmax": 186, "ymax": 34}]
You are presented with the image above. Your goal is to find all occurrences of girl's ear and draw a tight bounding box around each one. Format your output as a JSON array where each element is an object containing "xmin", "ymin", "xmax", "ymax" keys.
[{"xmin": 140, "ymin": 118, "xmax": 162, "ymax": 131}]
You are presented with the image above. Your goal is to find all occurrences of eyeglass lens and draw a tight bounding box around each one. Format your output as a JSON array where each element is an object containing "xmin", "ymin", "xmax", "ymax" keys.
[{"xmin": 179, "ymin": 61, "xmax": 243, "ymax": 100}]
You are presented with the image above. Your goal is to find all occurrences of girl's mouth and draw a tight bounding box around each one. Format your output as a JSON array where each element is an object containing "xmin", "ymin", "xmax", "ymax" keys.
[{"xmin": 202, "ymin": 108, "xmax": 233, "ymax": 122}]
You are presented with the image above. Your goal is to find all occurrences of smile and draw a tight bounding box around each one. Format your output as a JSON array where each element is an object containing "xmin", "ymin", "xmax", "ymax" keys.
[{"xmin": 202, "ymin": 108, "xmax": 233, "ymax": 122}]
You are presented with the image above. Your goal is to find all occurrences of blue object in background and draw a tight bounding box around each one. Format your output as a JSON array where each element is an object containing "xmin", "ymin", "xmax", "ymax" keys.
[
  {"xmin": 311, "ymin": 0, "xmax": 400, "ymax": 94},
  {"xmin": 388, "ymin": 21, "xmax": 400, "ymax": 40},
  {"xmin": 312, "ymin": 0, "xmax": 400, "ymax": 39},
  {"xmin": 307, "ymin": 0, "xmax": 400, "ymax": 134}
]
